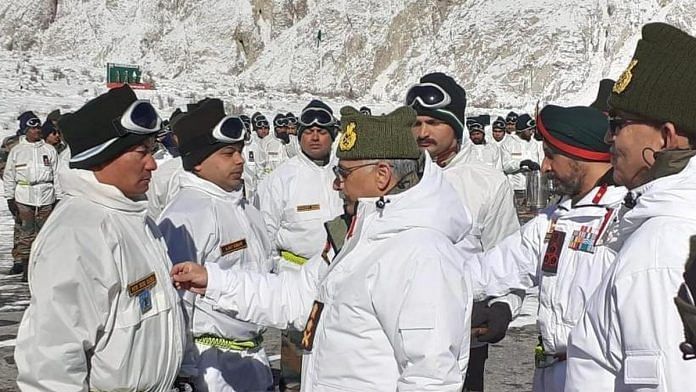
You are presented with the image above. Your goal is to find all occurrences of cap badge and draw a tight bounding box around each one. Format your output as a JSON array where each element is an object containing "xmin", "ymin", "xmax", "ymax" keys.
[
  {"xmin": 613, "ymin": 60, "xmax": 638, "ymax": 94},
  {"xmin": 339, "ymin": 122, "xmax": 357, "ymax": 151}
]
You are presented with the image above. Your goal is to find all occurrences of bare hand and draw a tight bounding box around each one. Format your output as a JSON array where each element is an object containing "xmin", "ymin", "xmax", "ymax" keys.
[{"xmin": 170, "ymin": 262, "xmax": 208, "ymax": 295}]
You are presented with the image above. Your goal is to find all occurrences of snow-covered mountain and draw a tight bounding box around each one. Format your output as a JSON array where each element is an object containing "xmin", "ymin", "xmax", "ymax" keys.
[{"xmin": 0, "ymin": 0, "xmax": 694, "ymax": 132}]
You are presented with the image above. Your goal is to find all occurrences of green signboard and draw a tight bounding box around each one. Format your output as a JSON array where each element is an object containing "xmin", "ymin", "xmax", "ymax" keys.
[{"xmin": 107, "ymin": 63, "xmax": 142, "ymax": 84}]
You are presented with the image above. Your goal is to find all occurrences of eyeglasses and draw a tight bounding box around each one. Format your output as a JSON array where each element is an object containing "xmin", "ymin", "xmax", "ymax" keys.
[
  {"xmin": 607, "ymin": 116, "xmax": 660, "ymax": 135},
  {"xmin": 405, "ymin": 82, "xmax": 451, "ymax": 109},
  {"xmin": 210, "ymin": 116, "xmax": 246, "ymax": 144},
  {"xmin": 299, "ymin": 108, "xmax": 336, "ymax": 128},
  {"xmin": 26, "ymin": 118, "xmax": 41, "ymax": 128},
  {"xmin": 332, "ymin": 162, "xmax": 378, "ymax": 181},
  {"xmin": 113, "ymin": 100, "xmax": 162, "ymax": 136}
]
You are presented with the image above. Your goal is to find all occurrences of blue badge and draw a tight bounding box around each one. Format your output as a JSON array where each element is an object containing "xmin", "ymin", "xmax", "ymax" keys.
[{"xmin": 139, "ymin": 289, "xmax": 152, "ymax": 314}]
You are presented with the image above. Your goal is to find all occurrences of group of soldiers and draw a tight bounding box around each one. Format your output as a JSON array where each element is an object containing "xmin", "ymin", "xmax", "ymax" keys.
[{"xmin": 6, "ymin": 21, "xmax": 696, "ymax": 392}]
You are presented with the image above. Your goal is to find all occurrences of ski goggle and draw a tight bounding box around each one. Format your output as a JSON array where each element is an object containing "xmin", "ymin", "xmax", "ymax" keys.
[
  {"xmin": 274, "ymin": 116, "xmax": 289, "ymax": 127},
  {"xmin": 404, "ymin": 82, "xmax": 451, "ymax": 109},
  {"xmin": 506, "ymin": 115, "xmax": 518, "ymax": 124},
  {"xmin": 468, "ymin": 123, "xmax": 484, "ymax": 132},
  {"xmin": 492, "ymin": 120, "xmax": 506, "ymax": 130},
  {"xmin": 25, "ymin": 118, "xmax": 41, "ymax": 128},
  {"xmin": 286, "ymin": 115, "xmax": 298, "ymax": 126},
  {"xmin": 518, "ymin": 118, "xmax": 536, "ymax": 131},
  {"xmin": 299, "ymin": 108, "xmax": 335, "ymax": 128},
  {"xmin": 211, "ymin": 116, "xmax": 246, "ymax": 144},
  {"xmin": 254, "ymin": 118, "xmax": 270, "ymax": 129},
  {"xmin": 113, "ymin": 100, "xmax": 162, "ymax": 135}
]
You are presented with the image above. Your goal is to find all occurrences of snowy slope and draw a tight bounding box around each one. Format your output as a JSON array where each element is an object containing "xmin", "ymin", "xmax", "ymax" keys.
[{"xmin": 0, "ymin": 0, "xmax": 695, "ymax": 131}]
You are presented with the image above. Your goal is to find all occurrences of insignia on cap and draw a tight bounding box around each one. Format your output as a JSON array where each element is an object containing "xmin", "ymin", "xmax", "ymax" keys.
[
  {"xmin": 613, "ymin": 60, "xmax": 638, "ymax": 94},
  {"xmin": 339, "ymin": 122, "xmax": 357, "ymax": 151}
]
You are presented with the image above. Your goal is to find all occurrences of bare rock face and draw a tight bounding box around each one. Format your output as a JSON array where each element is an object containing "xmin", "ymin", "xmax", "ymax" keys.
[{"xmin": 0, "ymin": 0, "xmax": 695, "ymax": 111}]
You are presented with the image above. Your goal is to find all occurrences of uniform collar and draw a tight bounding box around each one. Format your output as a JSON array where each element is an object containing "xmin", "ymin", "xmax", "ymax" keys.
[
  {"xmin": 179, "ymin": 170, "xmax": 244, "ymax": 204},
  {"xmin": 61, "ymin": 169, "xmax": 149, "ymax": 213}
]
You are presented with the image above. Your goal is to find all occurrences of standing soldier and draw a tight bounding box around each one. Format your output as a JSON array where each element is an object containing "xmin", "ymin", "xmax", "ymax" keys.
[
  {"xmin": 566, "ymin": 22, "xmax": 696, "ymax": 390},
  {"xmin": 500, "ymin": 113, "xmax": 544, "ymax": 209},
  {"xmin": 505, "ymin": 111, "xmax": 518, "ymax": 134},
  {"xmin": 2, "ymin": 112, "xmax": 37, "ymax": 275},
  {"xmin": 256, "ymin": 99, "xmax": 343, "ymax": 390},
  {"xmin": 14, "ymin": 85, "xmax": 191, "ymax": 391},
  {"xmin": 158, "ymin": 99, "xmax": 275, "ymax": 391},
  {"xmin": 171, "ymin": 105, "xmax": 474, "ymax": 391},
  {"xmin": 467, "ymin": 104, "xmax": 626, "ymax": 391},
  {"xmin": 284, "ymin": 112, "xmax": 301, "ymax": 159},
  {"xmin": 406, "ymin": 72, "xmax": 520, "ymax": 392},
  {"xmin": 460, "ymin": 117, "xmax": 504, "ymax": 170},
  {"xmin": 491, "ymin": 116, "xmax": 508, "ymax": 144},
  {"xmin": 3, "ymin": 114, "xmax": 60, "ymax": 282}
]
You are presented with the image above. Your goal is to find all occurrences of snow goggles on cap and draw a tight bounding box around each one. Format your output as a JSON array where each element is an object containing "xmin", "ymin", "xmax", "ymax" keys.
[
  {"xmin": 405, "ymin": 82, "xmax": 452, "ymax": 109},
  {"xmin": 506, "ymin": 114, "xmax": 518, "ymax": 124},
  {"xmin": 492, "ymin": 119, "xmax": 506, "ymax": 130},
  {"xmin": 468, "ymin": 123, "xmax": 484, "ymax": 132},
  {"xmin": 299, "ymin": 107, "xmax": 336, "ymax": 128},
  {"xmin": 26, "ymin": 118, "xmax": 41, "ymax": 128},
  {"xmin": 211, "ymin": 116, "xmax": 246, "ymax": 143},
  {"xmin": 113, "ymin": 100, "xmax": 162, "ymax": 136},
  {"xmin": 254, "ymin": 118, "xmax": 269, "ymax": 129},
  {"xmin": 274, "ymin": 116, "xmax": 289, "ymax": 127},
  {"xmin": 286, "ymin": 115, "xmax": 298, "ymax": 126}
]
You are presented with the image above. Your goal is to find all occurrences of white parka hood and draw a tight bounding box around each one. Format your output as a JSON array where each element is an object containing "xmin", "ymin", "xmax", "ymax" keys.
[
  {"xmin": 354, "ymin": 156, "xmax": 472, "ymax": 244},
  {"xmin": 61, "ymin": 168, "xmax": 148, "ymax": 213}
]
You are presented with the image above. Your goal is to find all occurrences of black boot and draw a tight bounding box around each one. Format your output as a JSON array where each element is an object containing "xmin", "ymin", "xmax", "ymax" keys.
[{"xmin": 8, "ymin": 262, "xmax": 24, "ymax": 275}]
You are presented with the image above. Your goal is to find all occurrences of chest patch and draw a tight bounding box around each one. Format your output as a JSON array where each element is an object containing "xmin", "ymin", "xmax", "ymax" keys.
[
  {"xmin": 248, "ymin": 151, "xmax": 255, "ymax": 162},
  {"xmin": 127, "ymin": 272, "xmax": 157, "ymax": 297},
  {"xmin": 220, "ymin": 239, "xmax": 247, "ymax": 256},
  {"xmin": 301, "ymin": 300, "xmax": 325, "ymax": 351},
  {"xmin": 542, "ymin": 231, "xmax": 566, "ymax": 274},
  {"xmin": 296, "ymin": 204, "xmax": 320, "ymax": 212},
  {"xmin": 568, "ymin": 226, "xmax": 597, "ymax": 253},
  {"xmin": 42, "ymin": 155, "xmax": 50, "ymax": 166}
]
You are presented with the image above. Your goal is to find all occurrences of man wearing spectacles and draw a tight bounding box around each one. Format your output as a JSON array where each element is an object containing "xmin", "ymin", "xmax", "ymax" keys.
[
  {"xmin": 157, "ymin": 98, "xmax": 275, "ymax": 391},
  {"xmin": 171, "ymin": 105, "xmax": 473, "ymax": 391},
  {"xmin": 256, "ymin": 99, "xmax": 343, "ymax": 390},
  {"xmin": 566, "ymin": 22, "xmax": 696, "ymax": 391},
  {"xmin": 15, "ymin": 85, "xmax": 191, "ymax": 391},
  {"xmin": 406, "ymin": 72, "xmax": 520, "ymax": 392},
  {"xmin": 3, "ymin": 111, "xmax": 61, "ymax": 281}
]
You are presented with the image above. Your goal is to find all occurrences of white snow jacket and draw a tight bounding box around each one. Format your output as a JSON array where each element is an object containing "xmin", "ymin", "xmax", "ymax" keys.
[
  {"xmin": 566, "ymin": 156, "xmax": 696, "ymax": 391},
  {"xmin": 15, "ymin": 169, "xmax": 187, "ymax": 391},
  {"xmin": 158, "ymin": 171, "xmax": 274, "ymax": 342},
  {"xmin": 261, "ymin": 135, "xmax": 289, "ymax": 176},
  {"xmin": 203, "ymin": 158, "xmax": 474, "ymax": 391},
  {"xmin": 243, "ymin": 134, "xmax": 265, "ymax": 201},
  {"xmin": 458, "ymin": 142, "xmax": 504, "ymax": 171},
  {"xmin": 468, "ymin": 181, "xmax": 626, "ymax": 356},
  {"xmin": 3, "ymin": 137, "xmax": 60, "ymax": 206},
  {"xmin": 500, "ymin": 134, "xmax": 544, "ymax": 190},
  {"xmin": 257, "ymin": 151, "xmax": 343, "ymax": 270},
  {"xmin": 147, "ymin": 156, "xmax": 183, "ymax": 218}
]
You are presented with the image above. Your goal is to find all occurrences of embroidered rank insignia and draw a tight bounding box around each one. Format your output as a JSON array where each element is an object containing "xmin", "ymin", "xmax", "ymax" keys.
[
  {"xmin": 301, "ymin": 300, "xmax": 325, "ymax": 351},
  {"xmin": 42, "ymin": 155, "xmax": 50, "ymax": 166},
  {"xmin": 542, "ymin": 230, "xmax": 566, "ymax": 274},
  {"xmin": 568, "ymin": 226, "xmax": 597, "ymax": 253},
  {"xmin": 220, "ymin": 239, "xmax": 247, "ymax": 255},
  {"xmin": 339, "ymin": 122, "xmax": 357, "ymax": 151},
  {"xmin": 613, "ymin": 59, "xmax": 637, "ymax": 94},
  {"xmin": 127, "ymin": 272, "xmax": 157, "ymax": 297},
  {"xmin": 297, "ymin": 204, "xmax": 321, "ymax": 212},
  {"xmin": 138, "ymin": 289, "xmax": 152, "ymax": 314}
]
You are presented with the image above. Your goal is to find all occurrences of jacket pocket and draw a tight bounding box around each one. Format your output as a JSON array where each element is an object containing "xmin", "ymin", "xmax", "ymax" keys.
[
  {"xmin": 115, "ymin": 288, "xmax": 172, "ymax": 329},
  {"xmin": 623, "ymin": 350, "xmax": 662, "ymax": 386}
]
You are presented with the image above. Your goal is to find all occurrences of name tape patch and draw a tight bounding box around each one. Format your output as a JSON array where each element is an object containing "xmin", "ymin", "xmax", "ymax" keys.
[
  {"xmin": 297, "ymin": 204, "xmax": 321, "ymax": 212},
  {"xmin": 128, "ymin": 272, "xmax": 157, "ymax": 297},
  {"xmin": 221, "ymin": 239, "xmax": 247, "ymax": 255}
]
